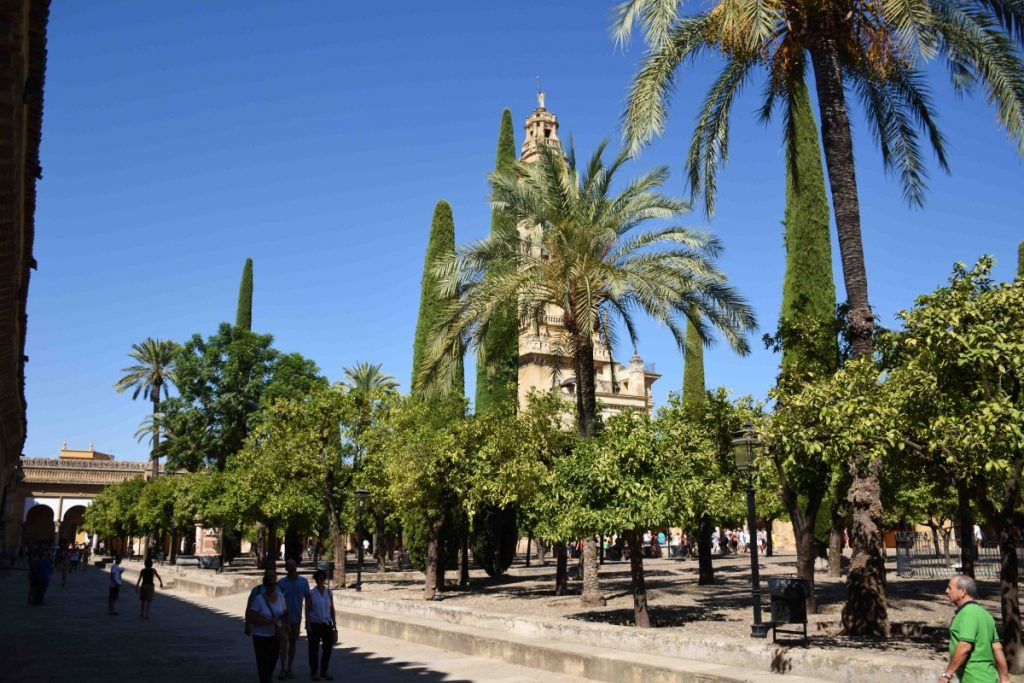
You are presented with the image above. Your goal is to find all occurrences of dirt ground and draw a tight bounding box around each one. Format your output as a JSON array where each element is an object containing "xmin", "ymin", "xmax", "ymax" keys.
[{"xmin": 349, "ymin": 550, "xmax": 983, "ymax": 663}]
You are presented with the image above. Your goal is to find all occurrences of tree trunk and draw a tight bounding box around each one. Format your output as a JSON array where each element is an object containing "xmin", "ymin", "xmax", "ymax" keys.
[
  {"xmin": 332, "ymin": 530, "xmax": 346, "ymax": 590},
  {"xmin": 266, "ymin": 521, "xmax": 278, "ymax": 565},
  {"xmin": 926, "ymin": 520, "xmax": 942, "ymax": 558},
  {"xmin": 424, "ymin": 515, "xmax": 443, "ymax": 600},
  {"xmin": 958, "ymin": 486, "xmax": 977, "ymax": 578},
  {"xmin": 810, "ymin": 27, "xmax": 888, "ymax": 639},
  {"xmin": 698, "ymin": 514, "xmax": 715, "ymax": 585},
  {"xmin": 581, "ymin": 537, "xmax": 605, "ymax": 605},
  {"xmin": 998, "ymin": 517, "xmax": 1024, "ymax": 673},
  {"xmin": 492, "ymin": 509, "xmax": 504, "ymax": 579},
  {"xmin": 554, "ymin": 541, "xmax": 568, "ymax": 595},
  {"xmin": 572, "ymin": 339, "xmax": 598, "ymax": 438},
  {"xmin": 284, "ymin": 525, "xmax": 301, "ymax": 562},
  {"xmin": 169, "ymin": 532, "xmax": 178, "ymax": 564},
  {"xmin": 151, "ymin": 392, "xmax": 161, "ymax": 479},
  {"xmin": 375, "ymin": 514, "xmax": 386, "ymax": 573},
  {"xmin": 794, "ymin": 514, "xmax": 819, "ymax": 614},
  {"xmin": 459, "ymin": 532, "xmax": 470, "ymax": 587},
  {"xmin": 829, "ymin": 501, "xmax": 845, "ymax": 578},
  {"xmin": 526, "ymin": 531, "xmax": 532, "ymax": 567},
  {"xmin": 624, "ymin": 529, "xmax": 650, "ymax": 627},
  {"xmin": 766, "ymin": 520, "xmax": 774, "ymax": 557},
  {"xmin": 840, "ymin": 457, "xmax": 889, "ymax": 637}
]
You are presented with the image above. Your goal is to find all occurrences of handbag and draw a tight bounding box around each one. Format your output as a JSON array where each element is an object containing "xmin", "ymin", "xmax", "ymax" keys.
[{"xmin": 330, "ymin": 621, "xmax": 339, "ymax": 646}]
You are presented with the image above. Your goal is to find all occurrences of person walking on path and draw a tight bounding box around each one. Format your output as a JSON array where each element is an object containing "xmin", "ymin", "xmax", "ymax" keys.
[
  {"xmin": 305, "ymin": 569, "xmax": 336, "ymax": 681},
  {"xmin": 247, "ymin": 569, "xmax": 288, "ymax": 683},
  {"xmin": 135, "ymin": 558, "xmax": 163, "ymax": 619},
  {"xmin": 277, "ymin": 558, "xmax": 310, "ymax": 679},
  {"xmin": 108, "ymin": 556, "xmax": 124, "ymax": 615},
  {"xmin": 939, "ymin": 575, "xmax": 1011, "ymax": 683}
]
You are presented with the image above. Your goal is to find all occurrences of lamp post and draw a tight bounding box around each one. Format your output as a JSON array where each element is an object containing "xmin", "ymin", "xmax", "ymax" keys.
[
  {"xmin": 732, "ymin": 421, "xmax": 770, "ymax": 638},
  {"xmin": 354, "ymin": 487, "xmax": 369, "ymax": 591}
]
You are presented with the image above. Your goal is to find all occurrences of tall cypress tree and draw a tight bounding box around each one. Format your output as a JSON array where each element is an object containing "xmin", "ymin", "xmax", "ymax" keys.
[
  {"xmin": 777, "ymin": 83, "xmax": 839, "ymax": 611},
  {"xmin": 780, "ymin": 83, "xmax": 837, "ymax": 377},
  {"xmin": 475, "ymin": 108, "xmax": 519, "ymax": 415},
  {"xmin": 1017, "ymin": 241, "xmax": 1023, "ymax": 279},
  {"xmin": 236, "ymin": 258, "xmax": 253, "ymax": 331},
  {"xmin": 681, "ymin": 309, "xmax": 705, "ymax": 411},
  {"xmin": 411, "ymin": 201, "xmax": 463, "ymax": 395}
]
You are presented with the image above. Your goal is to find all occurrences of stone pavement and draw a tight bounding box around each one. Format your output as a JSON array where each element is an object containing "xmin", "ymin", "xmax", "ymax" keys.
[{"xmin": 0, "ymin": 565, "xmax": 589, "ymax": 682}]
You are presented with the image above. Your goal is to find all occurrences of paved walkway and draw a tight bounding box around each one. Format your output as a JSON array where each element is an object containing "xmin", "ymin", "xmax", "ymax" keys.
[{"xmin": 0, "ymin": 565, "xmax": 588, "ymax": 682}]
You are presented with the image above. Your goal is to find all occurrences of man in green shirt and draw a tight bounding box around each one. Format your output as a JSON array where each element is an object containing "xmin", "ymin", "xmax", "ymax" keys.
[{"xmin": 940, "ymin": 575, "xmax": 1011, "ymax": 683}]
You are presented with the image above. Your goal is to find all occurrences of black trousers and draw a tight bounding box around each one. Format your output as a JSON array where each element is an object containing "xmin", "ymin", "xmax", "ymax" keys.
[
  {"xmin": 307, "ymin": 622, "xmax": 333, "ymax": 675},
  {"xmin": 253, "ymin": 635, "xmax": 279, "ymax": 683}
]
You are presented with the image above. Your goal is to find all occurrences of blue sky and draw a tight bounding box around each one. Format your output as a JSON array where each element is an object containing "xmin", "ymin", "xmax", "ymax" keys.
[{"xmin": 26, "ymin": 2, "xmax": 1022, "ymax": 462}]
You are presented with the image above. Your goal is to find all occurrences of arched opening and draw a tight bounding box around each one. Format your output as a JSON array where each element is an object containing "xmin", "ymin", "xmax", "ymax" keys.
[
  {"xmin": 23, "ymin": 505, "xmax": 55, "ymax": 548},
  {"xmin": 60, "ymin": 505, "xmax": 88, "ymax": 546}
]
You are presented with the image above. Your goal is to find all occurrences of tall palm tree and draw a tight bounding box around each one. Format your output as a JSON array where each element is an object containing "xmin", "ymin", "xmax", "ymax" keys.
[
  {"xmin": 115, "ymin": 338, "xmax": 178, "ymax": 478},
  {"xmin": 422, "ymin": 140, "xmax": 755, "ymax": 604},
  {"xmin": 614, "ymin": 0, "xmax": 1024, "ymax": 638},
  {"xmin": 425, "ymin": 140, "xmax": 755, "ymax": 435}
]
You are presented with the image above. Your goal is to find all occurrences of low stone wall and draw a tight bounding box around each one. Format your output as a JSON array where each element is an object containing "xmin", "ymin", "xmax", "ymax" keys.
[{"xmin": 333, "ymin": 592, "xmax": 939, "ymax": 683}]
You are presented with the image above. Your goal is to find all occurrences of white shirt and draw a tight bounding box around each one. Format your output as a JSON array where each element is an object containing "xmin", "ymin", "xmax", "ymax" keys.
[
  {"xmin": 308, "ymin": 586, "xmax": 333, "ymax": 625},
  {"xmin": 251, "ymin": 592, "xmax": 286, "ymax": 638}
]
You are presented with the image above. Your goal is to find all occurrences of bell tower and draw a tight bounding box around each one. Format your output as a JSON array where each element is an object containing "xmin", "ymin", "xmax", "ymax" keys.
[{"xmin": 520, "ymin": 90, "xmax": 561, "ymax": 164}]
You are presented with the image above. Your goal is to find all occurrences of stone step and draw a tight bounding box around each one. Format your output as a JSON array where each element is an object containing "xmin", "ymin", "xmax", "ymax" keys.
[{"xmin": 336, "ymin": 604, "xmax": 830, "ymax": 683}]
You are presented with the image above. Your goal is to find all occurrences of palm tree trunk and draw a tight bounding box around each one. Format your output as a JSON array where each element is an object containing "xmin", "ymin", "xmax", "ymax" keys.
[
  {"xmin": 151, "ymin": 390, "xmax": 161, "ymax": 479},
  {"xmin": 810, "ymin": 36, "xmax": 887, "ymax": 639},
  {"xmin": 572, "ymin": 339, "xmax": 598, "ymax": 438},
  {"xmin": 624, "ymin": 529, "xmax": 650, "ymax": 627},
  {"xmin": 581, "ymin": 537, "xmax": 605, "ymax": 605}
]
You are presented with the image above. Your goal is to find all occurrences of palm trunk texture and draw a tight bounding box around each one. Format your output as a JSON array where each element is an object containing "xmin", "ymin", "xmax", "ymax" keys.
[{"xmin": 810, "ymin": 32, "xmax": 887, "ymax": 637}]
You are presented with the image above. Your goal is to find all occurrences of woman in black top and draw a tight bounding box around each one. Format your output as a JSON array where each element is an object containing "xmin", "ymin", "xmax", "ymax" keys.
[{"xmin": 135, "ymin": 558, "xmax": 163, "ymax": 619}]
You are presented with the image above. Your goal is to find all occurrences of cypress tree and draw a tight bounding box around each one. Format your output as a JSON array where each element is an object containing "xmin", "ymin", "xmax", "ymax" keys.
[
  {"xmin": 235, "ymin": 258, "xmax": 253, "ymax": 331},
  {"xmin": 1017, "ymin": 241, "xmax": 1023, "ymax": 280},
  {"xmin": 411, "ymin": 200, "xmax": 463, "ymax": 395},
  {"xmin": 780, "ymin": 83, "xmax": 837, "ymax": 377},
  {"xmin": 778, "ymin": 82, "xmax": 839, "ymax": 612},
  {"xmin": 681, "ymin": 309, "xmax": 705, "ymax": 412},
  {"xmin": 475, "ymin": 108, "xmax": 519, "ymax": 415}
]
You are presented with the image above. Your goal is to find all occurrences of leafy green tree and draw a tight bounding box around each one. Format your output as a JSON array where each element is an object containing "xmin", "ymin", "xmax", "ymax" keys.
[
  {"xmin": 114, "ymin": 338, "xmax": 178, "ymax": 479},
  {"xmin": 615, "ymin": 0, "xmax": 1024, "ymax": 637},
  {"xmin": 476, "ymin": 108, "xmax": 520, "ymax": 416},
  {"xmin": 82, "ymin": 476, "xmax": 147, "ymax": 549},
  {"xmin": 236, "ymin": 257, "xmax": 253, "ymax": 330},
  {"xmin": 412, "ymin": 200, "xmax": 464, "ymax": 396},
  {"xmin": 160, "ymin": 324, "xmax": 325, "ymax": 472},
  {"xmin": 366, "ymin": 393, "xmax": 471, "ymax": 599},
  {"xmin": 882, "ymin": 258, "xmax": 1024, "ymax": 668},
  {"xmin": 425, "ymin": 141, "xmax": 755, "ymax": 438}
]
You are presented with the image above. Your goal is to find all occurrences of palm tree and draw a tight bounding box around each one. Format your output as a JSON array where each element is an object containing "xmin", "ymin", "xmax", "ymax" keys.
[
  {"xmin": 422, "ymin": 140, "xmax": 756, "ymax": 604},
  {"xmin": 614, "ymin": 0, "xmax": 1024, "ymax": 638},
  {"xmin": 114, "ymin": 338, "xmax": 178, "ymax": 478},
  {"xmin": 343, "ymin": 362, "xmax": 400, "ymax": 393}
]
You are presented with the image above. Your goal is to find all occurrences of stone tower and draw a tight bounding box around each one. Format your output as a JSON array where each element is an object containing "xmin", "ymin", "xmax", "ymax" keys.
[{"xmin": 515, "ymin": 93, "xmax": 660, "ymax": 416}]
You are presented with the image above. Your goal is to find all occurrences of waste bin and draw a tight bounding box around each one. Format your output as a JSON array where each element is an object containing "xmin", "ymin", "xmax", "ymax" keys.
[{"xmin": 767, "ymin": 576, "xmax": 809, "ymax": 642}]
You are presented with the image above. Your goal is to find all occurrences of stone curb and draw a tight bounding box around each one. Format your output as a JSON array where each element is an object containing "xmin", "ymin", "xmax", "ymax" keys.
[{"xmin": 333, "ymin": 592, "xmax": 939, "ymax": 683}]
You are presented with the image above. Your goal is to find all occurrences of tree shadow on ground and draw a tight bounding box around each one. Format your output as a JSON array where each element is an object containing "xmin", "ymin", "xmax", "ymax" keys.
[{"xmin": 566, "ymin": 604, "xmax": 728, "ymax": 628}]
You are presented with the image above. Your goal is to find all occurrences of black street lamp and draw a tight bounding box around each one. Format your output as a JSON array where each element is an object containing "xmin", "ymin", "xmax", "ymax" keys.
[
  {"xmin": 354, "ymin": 487, "xmax": 369, "ymax": 591},
  {"xmin": 732, "ymin": 422, "xmax": 770, "ymax": 639}
]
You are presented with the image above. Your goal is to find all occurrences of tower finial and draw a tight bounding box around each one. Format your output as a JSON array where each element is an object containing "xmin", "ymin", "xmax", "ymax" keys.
[{"xmin": 536, "ymin": 76, "xmax": 545, "ymax": 109}]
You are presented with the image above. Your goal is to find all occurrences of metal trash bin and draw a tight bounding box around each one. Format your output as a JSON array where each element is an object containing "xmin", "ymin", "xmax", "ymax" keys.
[{"xmin": 767, "ymin": 576, "xmax": 809, "ymax": 642}]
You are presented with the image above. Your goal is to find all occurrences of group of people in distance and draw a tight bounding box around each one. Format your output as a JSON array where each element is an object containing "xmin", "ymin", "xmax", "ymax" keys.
[
  {"xmin": 26, "ymin": 540, "xmax": 93, "ymax": 605},
  {"xmin": 245, "ymin": 558, "xmax": 337, "ymax": 683},
  {"xmin": 711, "ymin": 527, "xmax": 767, "ymax": 555}
]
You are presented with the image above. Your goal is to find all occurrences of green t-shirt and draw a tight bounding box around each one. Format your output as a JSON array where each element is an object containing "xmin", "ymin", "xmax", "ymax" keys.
[{"xmin": 949, "ymin": 601, "xmax": 1000, "ymax": 683}]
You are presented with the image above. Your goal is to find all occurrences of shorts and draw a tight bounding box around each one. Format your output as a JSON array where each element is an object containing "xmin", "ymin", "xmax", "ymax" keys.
[
  {"xmin": 140, "ymin": 584, "xmax": 155, "ymax": 601},
  {"xmin": 109, "ymin": 585, "xmax": 120, "ymax": 600}
]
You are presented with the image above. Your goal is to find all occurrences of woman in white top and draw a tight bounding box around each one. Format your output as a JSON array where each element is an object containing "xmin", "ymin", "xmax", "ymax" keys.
[
  {"xmin": 305, "ymin": 569, "xmax": 336, "ymax": 681},
  {"xmin": 246, "ymin": 569, "xmax": 288, "ymax": 683}
]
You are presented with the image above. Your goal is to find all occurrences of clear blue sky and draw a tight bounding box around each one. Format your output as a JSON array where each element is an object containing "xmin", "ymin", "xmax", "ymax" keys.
[{"xmin": 25, "ymin": 2, "xmax": 1022, "ymax": 462}]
